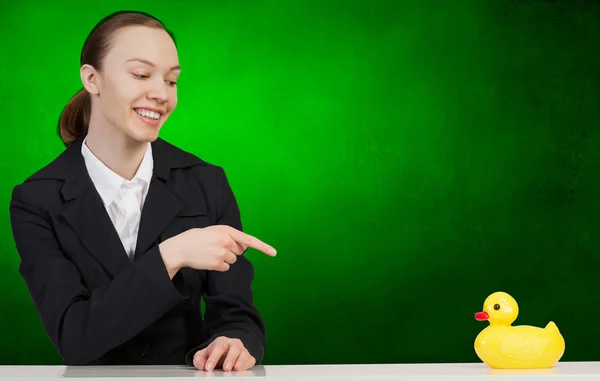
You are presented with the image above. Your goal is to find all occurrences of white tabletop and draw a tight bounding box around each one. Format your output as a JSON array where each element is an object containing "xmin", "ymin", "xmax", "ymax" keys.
[{"xmin": 0, "ymin": 362, "xmax": 599, "ymax": 380}]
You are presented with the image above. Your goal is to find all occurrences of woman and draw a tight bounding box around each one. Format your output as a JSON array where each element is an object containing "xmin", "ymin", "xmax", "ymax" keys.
[{"xmin": 8, "ymin": 10, "xmax": 276, "ymax": 372}]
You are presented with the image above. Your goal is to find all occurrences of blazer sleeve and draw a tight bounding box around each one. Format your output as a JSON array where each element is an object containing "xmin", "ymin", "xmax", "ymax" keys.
[
  {"xmin": 9, "ymin": 182, "xmax": 189, "ymax": 365},
  {"xmin": 185, "ymin": 167, "xmax": 267, "ymax": 365}
]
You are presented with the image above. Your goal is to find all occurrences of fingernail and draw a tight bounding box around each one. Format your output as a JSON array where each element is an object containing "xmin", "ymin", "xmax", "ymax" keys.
[
  {"xmin": 206, "ymin": 362, "xmax": 213, "ymax": 371},
  {"xmin": 271, "ymin": 248, "xmax": 277, "ymax": 255},
  {"xmin": 225, "ymin": 362, "xmax": 231, "ymax": 371}
]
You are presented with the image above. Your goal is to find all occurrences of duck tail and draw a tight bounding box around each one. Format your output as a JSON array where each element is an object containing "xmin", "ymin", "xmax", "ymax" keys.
[{"xmin": 545, "ymin": 321, "xmax": 560, "ymax": 333}]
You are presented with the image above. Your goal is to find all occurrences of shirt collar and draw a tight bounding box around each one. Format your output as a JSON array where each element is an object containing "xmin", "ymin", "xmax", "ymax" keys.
[{"xmin": 81, "ymin": 137, "xmax": 154, "ymax": 207}]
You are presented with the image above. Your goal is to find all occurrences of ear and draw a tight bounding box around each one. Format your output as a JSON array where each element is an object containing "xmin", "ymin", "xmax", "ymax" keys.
[{"xmin": 80, "ymin": 64, "xmax": 100, "ymax": 95}]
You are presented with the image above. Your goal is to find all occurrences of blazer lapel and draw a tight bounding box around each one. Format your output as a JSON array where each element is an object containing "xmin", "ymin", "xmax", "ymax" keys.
[
  {"xmin": 133, "ymin": 176, "xmax": 183, "ymax": 261},
  {"xmin": 60, "ymin": 138, "xmax": 131, "ymax": 278},
  {"xmin": 133, "ymin": 137, "xmax": 196, "ymax": 261}
]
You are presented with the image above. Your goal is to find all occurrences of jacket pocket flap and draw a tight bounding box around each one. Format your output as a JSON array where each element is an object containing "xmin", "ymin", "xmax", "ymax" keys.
[{"xmin": 177, "ymin": 206, "xmax": 208, "ymax": 217}]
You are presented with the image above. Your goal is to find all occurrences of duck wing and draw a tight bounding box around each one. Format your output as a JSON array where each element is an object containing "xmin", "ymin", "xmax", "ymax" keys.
[{"xmin": 499, "ymin": 326, "xmax": 549, "ymax": 363}]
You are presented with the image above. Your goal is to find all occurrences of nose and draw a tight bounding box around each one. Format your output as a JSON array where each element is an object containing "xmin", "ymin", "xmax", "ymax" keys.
[{"xmin": 146, "ymin": 79, "xmax": 169, "ymax": 104}]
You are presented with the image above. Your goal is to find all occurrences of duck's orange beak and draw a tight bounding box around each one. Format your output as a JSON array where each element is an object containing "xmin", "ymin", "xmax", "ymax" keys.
[{"xmin": 475, "ymin": 311, "xmax": 489, "ymax": 321}]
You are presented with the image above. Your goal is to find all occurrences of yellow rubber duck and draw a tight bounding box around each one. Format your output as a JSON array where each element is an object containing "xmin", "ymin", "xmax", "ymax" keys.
[{"xmin": 474, "ymin": 291, "xmax": 565, "ymax": 369}]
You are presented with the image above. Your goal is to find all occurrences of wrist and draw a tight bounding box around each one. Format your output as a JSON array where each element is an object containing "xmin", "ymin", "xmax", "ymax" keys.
[{"xmin": 158, "ymin": 240, "xmax": 184, "ymax": 278}]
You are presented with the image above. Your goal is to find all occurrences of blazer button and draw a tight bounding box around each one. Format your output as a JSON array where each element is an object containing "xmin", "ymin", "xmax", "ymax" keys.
[{"xmin": 140, "ymin": 343, "xmax": 150, "ymax": 357}]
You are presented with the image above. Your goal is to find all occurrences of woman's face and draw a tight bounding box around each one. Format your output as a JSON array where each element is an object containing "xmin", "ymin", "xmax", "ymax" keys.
[{"xmin": 86, "ymin": 26, "xmax": 180, "ymax": 143}]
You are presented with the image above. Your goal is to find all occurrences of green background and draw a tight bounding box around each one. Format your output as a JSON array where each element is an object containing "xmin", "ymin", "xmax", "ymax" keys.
[{"xmin": 1, "ymin": 0, "xmax": 600, "ymax": 366}]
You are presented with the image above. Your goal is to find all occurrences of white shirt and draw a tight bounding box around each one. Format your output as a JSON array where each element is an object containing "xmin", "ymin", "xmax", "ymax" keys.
[{"xmin": 81, "ymin": 137, "xmax": 154, "ymax": 261}]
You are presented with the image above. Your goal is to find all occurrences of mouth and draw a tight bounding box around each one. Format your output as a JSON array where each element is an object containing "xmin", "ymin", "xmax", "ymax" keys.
[
  {"xmin": 133, "ymin": 108, "xmax": 164, "ymax": 126},
  {"xmin": 475, "ymin": 311, "xmax": 489, "ymax": 321}
]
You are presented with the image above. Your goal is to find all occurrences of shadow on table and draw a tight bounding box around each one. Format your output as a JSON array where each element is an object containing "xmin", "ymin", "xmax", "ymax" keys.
[
  {"xmin": 61, "ymin": 365, "xmax": 267, "ymax": 378},
  {"xmin": 487, "ymin": 368, "xmax": 556, "ymax": 376}
]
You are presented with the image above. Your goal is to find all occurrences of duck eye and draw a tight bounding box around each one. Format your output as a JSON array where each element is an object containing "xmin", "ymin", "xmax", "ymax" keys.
[{"xmin": 494, "ymin": 304, "xmax": 501, "ymax": 310}]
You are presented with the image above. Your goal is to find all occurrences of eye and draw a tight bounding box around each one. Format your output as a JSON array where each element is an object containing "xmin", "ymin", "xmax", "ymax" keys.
[
  {"xmin": 494, "ymin": 304, "xmax": 500, "ymax": 310},
  {"xmin": 133, "ymin": 73, "xmax": 149, "ymax": 79},
  {"xmin": 166, "ymin": 80, "xmax": 177, "ymax": 87}
]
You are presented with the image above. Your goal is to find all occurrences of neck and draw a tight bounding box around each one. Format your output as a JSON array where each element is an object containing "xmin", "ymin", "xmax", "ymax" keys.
[
  {"xmin": 85, "ymin": 125, "xmax": 148, "ymax": 181},
  {"xmin": 489, "ymin": 319, "xmax": 515, "ymax": 326}
]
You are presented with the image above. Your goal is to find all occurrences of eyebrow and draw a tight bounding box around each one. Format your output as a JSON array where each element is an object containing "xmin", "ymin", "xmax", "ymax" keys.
[{"xmin": 125, "ymin": 58, "xmax": 180, "ymax": 71}]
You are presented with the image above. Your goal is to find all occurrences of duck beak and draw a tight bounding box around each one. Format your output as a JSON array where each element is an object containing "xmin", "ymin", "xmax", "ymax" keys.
[{"xmin": 475, "ymin": 311, "xmax": 489, "ymax": 321}]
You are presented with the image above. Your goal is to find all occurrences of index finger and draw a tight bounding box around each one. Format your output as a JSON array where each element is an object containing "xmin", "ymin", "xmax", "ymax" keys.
[
  {"xmin": 226, "ymin": 227, "xmax": 276, "ymax": 256},
  {"xmin": 193, "ymin": 349, "xmax": 208, "ymax": 371}
]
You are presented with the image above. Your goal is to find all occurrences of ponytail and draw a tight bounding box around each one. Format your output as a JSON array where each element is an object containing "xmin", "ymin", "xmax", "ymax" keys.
[{"xmin": 58, "ymin": 88, "xmax": 91, "ymax": 147}]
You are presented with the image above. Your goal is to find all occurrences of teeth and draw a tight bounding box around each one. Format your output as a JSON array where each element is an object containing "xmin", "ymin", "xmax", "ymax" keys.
[{"xmin": 135, "ymin": 109, "xmax": 161, "ymax": 120}]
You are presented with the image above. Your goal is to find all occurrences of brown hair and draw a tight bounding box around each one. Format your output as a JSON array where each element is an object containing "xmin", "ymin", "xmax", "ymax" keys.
[{"xmin": 57, "ymin": 11, "xmax": 176, "ymax": 147}]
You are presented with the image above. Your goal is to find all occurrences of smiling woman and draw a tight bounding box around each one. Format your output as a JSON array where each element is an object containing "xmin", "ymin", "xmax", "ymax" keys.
[
  {"xmin": 9, "ymin": 10, "xmax": 275, "ymax": 372},
  {"xmin": 60, "ymin": 13, "xmax": 180, "ymax": 152}
]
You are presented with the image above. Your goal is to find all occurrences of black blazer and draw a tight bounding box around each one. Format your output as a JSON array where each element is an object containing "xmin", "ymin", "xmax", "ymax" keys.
[{"xmin": 8, "ymin": 136, "xmax": 266, "ymax": 366}]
